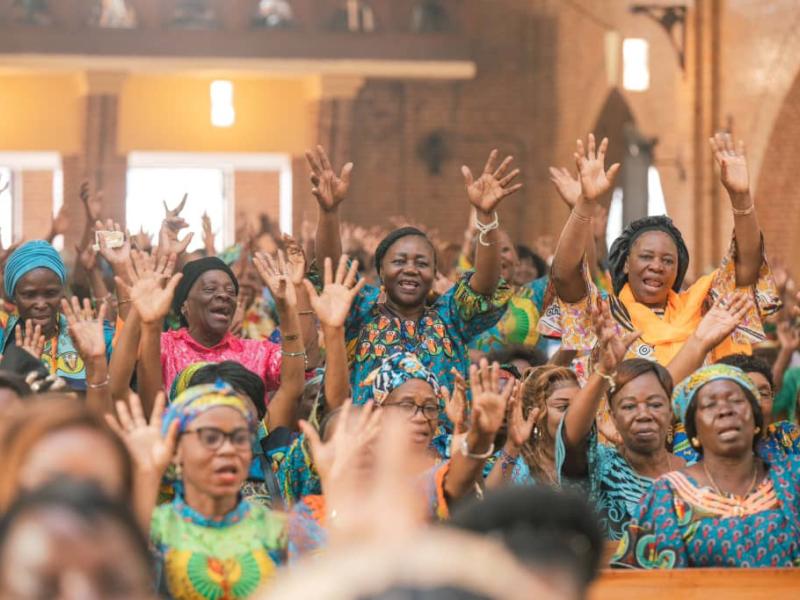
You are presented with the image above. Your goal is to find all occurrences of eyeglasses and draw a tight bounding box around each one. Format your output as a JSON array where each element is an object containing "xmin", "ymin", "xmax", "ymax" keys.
[
  {"xmin": 182, "ymin": 427, "xmax": 252, "ymax": 450},
  {"xmin": 382, "ymin": 401, "xmax": 439, "ymax": 421}
]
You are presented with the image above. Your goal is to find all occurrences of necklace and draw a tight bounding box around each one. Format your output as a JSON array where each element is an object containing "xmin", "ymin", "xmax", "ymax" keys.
[{"xmin": 703, "ymin": 460, "xmax": 759, "ymax": 499}]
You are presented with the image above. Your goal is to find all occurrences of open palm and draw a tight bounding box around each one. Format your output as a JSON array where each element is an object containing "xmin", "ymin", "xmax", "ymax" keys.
[
  {"xmin": 575, "ymin": 134, "xmax": 620, "ymax": 202},
  {"xmin": 303, "ymin": 255, "xmax": 365, "ymax": 328},
  {"xmin": 253, "ymin": 251, "xmax": 297, "ymax": 307},
  {"xmin": 462, "ymin": 150, "xmax": 522, "ymax": 213},
  {"xmin": 305, "ymin": 145, "xmax": 353, "ymax": 211},
  {"xmin": 710, "ymin": 133, "xmax": 749, "ymax": 195},
  {"xmin": 62, "ymin": 297, "xmax": 107, "ymax": 361},
  {"xmin": 118, "ymin": 251, "xmax": 181, "ymax": 324},
  {"xmin": 469, "ymin": 360, "xmax": 515, "ymax": 436}
]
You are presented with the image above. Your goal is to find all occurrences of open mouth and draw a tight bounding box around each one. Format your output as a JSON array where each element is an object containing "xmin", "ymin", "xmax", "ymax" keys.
[
  {"xmin": 642, "ymin": 278, "xmax": 664, "ymax": 291},
  {"xmin": 209, "ymin": 305, "xmax": 233, "ymax": 320},
  {"xmin": 397, "ymin": 279, "xmax": 421, "ymax": 293},
  {"xmin": 213, "ymin": 464, "xmax": 239, "ymax": 483}
]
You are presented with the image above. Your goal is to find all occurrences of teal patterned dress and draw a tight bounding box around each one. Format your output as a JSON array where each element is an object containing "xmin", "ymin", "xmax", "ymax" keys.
[{"xmin": 150, "ymin": 496, "xmax": 287, "ymax": 599}]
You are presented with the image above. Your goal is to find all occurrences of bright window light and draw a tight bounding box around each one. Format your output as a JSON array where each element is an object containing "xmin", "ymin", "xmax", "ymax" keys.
[
  {"xmin": 605, "ymin": 166, "xmax": 668, "ymax": 250},
  {"xmin": 210, "ymin": 80, "xmax": 235, "ymax": 128},
  {"xmin": 623, "ymin": 38, "xmax": 649, "ymax": 92}
]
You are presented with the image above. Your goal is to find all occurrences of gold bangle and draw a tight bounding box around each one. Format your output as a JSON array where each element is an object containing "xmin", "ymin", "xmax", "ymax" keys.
[
  {"xmin": 732, "ymin": 204, "xmax": 754, "ymax": 216},
  {"xmin": 571, "ymin": 209, "xmax": 592, "ymax": 223},
  {"xmin": 595, "ymin": 367, "xmax": 616, "ymax": 391},
  {"xmin": 117, "ymin": 299, "xmax": 132, "ymax": 306},
  {"xmin": 298, "ymin": 310, "xmax": 314, "ymax": 316}
]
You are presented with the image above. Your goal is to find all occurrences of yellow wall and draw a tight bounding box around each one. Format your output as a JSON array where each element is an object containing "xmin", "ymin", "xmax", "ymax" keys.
[
  {"xmin": 0, "ymin": 73, "xmax": 83, "ymax": 154},
  {"xmin": 118, "ymin": 74, "xmax": 314, "ymax": 154}
]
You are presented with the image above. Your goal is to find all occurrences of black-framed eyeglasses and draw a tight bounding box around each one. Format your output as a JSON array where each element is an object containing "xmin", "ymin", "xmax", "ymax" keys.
[
  {"xmin": 182, "ymin": 427, "xmax": 252, "ymax": 450},
  {"xmin": 382, "ymin": 401, "xmax": 439, "ymax": 421}
]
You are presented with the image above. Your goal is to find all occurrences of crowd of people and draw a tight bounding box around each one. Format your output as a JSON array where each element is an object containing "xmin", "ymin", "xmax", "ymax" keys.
[{"xmin": 0, "ymin": 130, "xmax": 798, "ymax": 599}]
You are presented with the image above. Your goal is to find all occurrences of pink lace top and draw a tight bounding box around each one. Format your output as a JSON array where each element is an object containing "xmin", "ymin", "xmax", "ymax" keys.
[{"xmin": 161, "ymin": 328, "xmax": 281, "ymax": 393}]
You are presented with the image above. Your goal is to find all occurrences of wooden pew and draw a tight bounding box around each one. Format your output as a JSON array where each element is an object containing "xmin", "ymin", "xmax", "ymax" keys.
[{"xmin": 590, "ymin": 567, "xmax": 800, "ymax": 600}]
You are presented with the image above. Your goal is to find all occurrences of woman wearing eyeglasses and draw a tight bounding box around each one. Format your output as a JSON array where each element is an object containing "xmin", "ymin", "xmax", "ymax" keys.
[{"xmin": 108, "ymin": 383, "xmax": 287, "ymax": 600}]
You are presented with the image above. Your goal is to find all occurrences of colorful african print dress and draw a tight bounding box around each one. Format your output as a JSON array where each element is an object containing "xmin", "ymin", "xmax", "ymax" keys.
[
  {"xmin": 150, "ymin": 496, "xmax": 287, "ymax": 599},
  {"xmin": 345, "ymin": 272, "xmax": 511, "ymax": 411},
  {"xmin": 469, "ymin": 276, "xmax": 549, "ymax": 354},
  {"xmin": 0, "ymin": 313, "xmax": 114, "ymax": 390},
  {"xmin": 612, "ymin": 456, "xmax": 800, "ymax": 568}
]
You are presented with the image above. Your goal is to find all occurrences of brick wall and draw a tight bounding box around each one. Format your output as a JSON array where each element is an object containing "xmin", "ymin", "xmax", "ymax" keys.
[{"xmin": 19, "ymin": 170, "xmax": 53, "ymax": 241}]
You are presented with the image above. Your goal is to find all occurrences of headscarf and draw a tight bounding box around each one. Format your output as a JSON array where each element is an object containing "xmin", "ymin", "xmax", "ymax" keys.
[
  {"xmin": 362, "ymin": 352, "xmax": 441, "ymax": 406},
  {"xmin": 671, "ymin": 364, "xmax": 760, "ymax": 425},
  {"xmin": 374, "ymin": 227, "xmax": 434, "ymax": 277},
  {"xmin": 3, "ymin": 240, "xmax": 66, "ymax": 298},
  {"xmin": 162, "ymin": 380, "xmax": 255, "ymax": 436},
  {"xmin": 171, "ymin": 257, "xmax": 239, "ymax": 325},
  {"xmin": 168, "ymin": 362, "xmax": 211, "ymax": 402},
  {"xmin": 607, "ymin": 216, "xmax": 689, "ymax": 295}
]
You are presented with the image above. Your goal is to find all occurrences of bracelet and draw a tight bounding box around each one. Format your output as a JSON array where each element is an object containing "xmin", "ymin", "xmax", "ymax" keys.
[
  {"xmin": 459, "ymin": 436, "xmax": 495, "ymax": 460},
  {"xmin": 298, "ymin": 310, "xmax": 315, "ymax": 316},
  {"xmin": 283, "ymin": 334, "xmax": 299, "ymax": 342},
  {"xmin": 117, "ymin": 299, "xmax": 132, "ymax": 306},
  {"xmin": 474, "ymin": 211, "xmax": 500, "ymax": 247},
  {"xmin": 87, "ymin": 376, "xmax": 110, "ymax": 389},
  {"xmin": 281, "ymin": 350, "xmax": 307, "ymax": 358},
  {"xmin": 595, "ymin": 367, "xmax": 616, "ymax": 391},
  {"xmin": 571, "ymin": 209, "xmax": 593, "ymax": 223},
  {"xmin": 732, "ymin": 204, "xmax": 754, "ymax": 216}
]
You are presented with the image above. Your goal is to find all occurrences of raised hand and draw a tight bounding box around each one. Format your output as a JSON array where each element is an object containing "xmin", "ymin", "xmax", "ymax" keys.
[
  {"xmin": 593, "ymin": 299, "xmax": 640, "ymax": 374},
  {"xmin": 574, "ymin": 134, "xmax": 620, "ymax": 202},
  {"xmin": 61, "ymin": 297, "xmax": 107, "ymax": 361},
  {"xmin": 693, "ymin": 292, "xmax": 751, "ymax": 351},
  {"xmin": 80, "ymin": 181, "xmax": 103, "ymax": 222},
  {"xmin": 253, "ymin": 250, "xmax": 297, "ymax": 307},
  {"xmin": 777, "ymin": 320, "xmax": 800, "ymax": 354},
  {"xmin": 461, "ymin": 149, "xmax": 523, "ymax": 214},
  {"xmin": 49, "ymin": 204, "xmax": 70, "ymax": 239},
  {"xmin": 305, "ymin": 145, "xmax": 353, "ymax": 212},
  {"xmin": 302, "ymin": 255, "xmax": 365, "ymax": 329},
  {"xmin": 131, "ymin": 227, "xmax": 153, "ymax": 253},
  {"xmin": 105, "ymin": 392, "xmax": 179, "ymax": 477},
  {"xmin": 548, "ymin": 166, "xmax": 582, "ymax": 209},
  {"xmin": 159, "ymin": 194, "xmax": 193, "ymax": 256},
  {"xmin": 15, "ymin": 319, "xmax": 45, "ymax": 359},
  {"xmin": 506, "ymin": 383, "xmax": 539, "ymax": 449},
  {"xmin": 116, "ymin": 250, "xmax": 182, "ymax": 324},
  {"xmin": 710, "ymin": 132, "xmax": 749, "ymax": 196},
  {"xmin": 445, "ymin": 368, "xmax": 468, "ymax": 435},
  {"xmin": 75, "ymin": 243, "xmax": 98, "ymax": 272},
  {"xmin": 201, "ymin": 212, "xmax": 215, "ymax": 256},
  {"xmin": 468, "ymin": 359, "xmax": 516, "ymax": 439},
  {"xmin": 95, "ymin": 220, "xmax": 132, "ymax": 273},
  {"xmin": 282, "ymin": 233, "xmax": 307, "ymax": 287}
]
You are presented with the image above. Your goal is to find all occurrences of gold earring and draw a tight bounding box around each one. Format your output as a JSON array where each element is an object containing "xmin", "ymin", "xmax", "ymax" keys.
[
  {"xmin": 690, "ymin": 437, "xmax": 701, "ymax": 449},
  {"xmin": 666, "ymin": 426, "xmax": 674, "ymax": 445},
  {"xmin": 754, "ymin": 426, "xmax": 761, "ymax": 435}
]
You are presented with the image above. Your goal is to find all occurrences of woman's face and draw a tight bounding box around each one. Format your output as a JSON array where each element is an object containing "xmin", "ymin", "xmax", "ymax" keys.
[
  {"xmin": 0, "ymin": 509, "xmax": 154, "ymax": 600},
  {"xmin": 382, "ymin": 379, "xmax": 439, "ymax": 449},
  {"xmin": 183, "ymin": 270, "xmax": 238, "ymax": 339},
  {"xmin": 542, "ymin": 382, "xmax": 579, "ymax": 439},
  {"xmin": 610, "ymin": 372, "xmax": 672, "ymax": 455},
  {"xmin": 380, "ymin": 237, "xmax": 435, "ymax": 310},
  {"xmin": 624, "ymin": 231, "xmax": 678, "ymax": 307},
  {"xmin": 13, "ymin": 268, "xmax": 63, "ymax": 336},
  {"xmin": 497, "ymin": 230, "xmax": 519, "ymax": 285},
  {"xmin": 693, "ymin": 379, "xmax": 757, "ymax": 458},
  {"xmin": 18, "ymin": 426, "xmax": 128, "ymax": 501},
  {"xmin": 514, "ymin": 257, "xmax": 539, "ymax": 286},
  {"xmin": 177, "ymin": 407, "xmax": 252, "ymax": 500}
]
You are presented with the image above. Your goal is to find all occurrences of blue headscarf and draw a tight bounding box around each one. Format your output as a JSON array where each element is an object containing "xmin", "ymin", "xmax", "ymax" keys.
[
  {"xmin": 162, "ymin": 380, "xmax": 255, "ymax": 436},
  {"xmin": 362, "ymin": 352, "xmax": 442, "ymax": 406},
  {"xmin": 3, "ymin": 240, "xmax": 66, "ymax": 298},
  {"xmin": 672, "ymin": 364, "xmax": 760, "ymax": 425}
]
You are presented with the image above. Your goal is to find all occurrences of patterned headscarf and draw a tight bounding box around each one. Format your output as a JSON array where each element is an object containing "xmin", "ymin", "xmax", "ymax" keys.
[
  {"xmin": 672, "ymin": 364, "xmax": 760, "ymax": 425},
  {"xmin": 168, "ymin": 362, "xmax": 212, "ymax": 401},
  {"xmin": 362, "ymin": 352, "xmax": 441, "ymax": 406},
  {"xmin": 162, "ymin": 380, "xmax": 255, "ymax": 435},
  {"xmin": 4, "ymin": 240, "xmax": 67, "ymax": 297}
]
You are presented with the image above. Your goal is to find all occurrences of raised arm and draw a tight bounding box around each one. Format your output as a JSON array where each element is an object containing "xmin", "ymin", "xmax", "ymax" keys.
[
  {"xmin": 96, "ymin": 220, "xmax": 134, "ymax": 320},
  {"xmin": 709, "ymin": 133, "xmax": 761, "ymax": 286},
  {"xmin": 75, "ymin": 243, "xmax": 116, "ymax": 322},
  {"xmin": 303, "ymin": 255, "xmax": 366, "ymax": 411},
  {"xmin": 665, "ymin": 292, "xmax": 751, "ymax": 384},
  {"xmin": 105, "ymin": 392, "xmax": 178, "ymax": 532},
  {"xmin": 307, "ymin": 145, "xmax": 352, "ymax": 267},
  {"xmin": 253, "ymin": 251, "xmax": 306, "ymax": 430},
  {"xmin": 445, "ymin": 360, "xmax": 515, "ymax": 501},
  {"xmin": 157, "ymin": 195, "xmax": 194, "ymax": 266},
  {"xmin": 773, "ymin": 320, "xmax": 800, "ymax": 396},
  {"xmin": 61, "ymin": 297, "xmax": 112, "ymax": 415},
  {"xmin": 550, "ymin": 135, "xmax": 620, "ymax": 303},
  {"xmin": 486, "ymin": 381, "xmax": 538, "ymax": 489},
  {"xmin": 461, "ymin": 150, "xmax": 522, "ymax": 294},
  {"xmin": 284, "ymin": 234, "xmax": 321, "ymax": 370}
]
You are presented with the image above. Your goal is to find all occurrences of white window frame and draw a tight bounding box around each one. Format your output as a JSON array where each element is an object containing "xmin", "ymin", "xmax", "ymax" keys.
[{"xmin": 127, "ymin": 152, "xmax": 294, "ymax": 246}]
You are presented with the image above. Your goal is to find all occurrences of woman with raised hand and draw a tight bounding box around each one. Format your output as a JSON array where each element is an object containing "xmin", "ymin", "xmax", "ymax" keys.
[
  {"xmin": 108, "ymin": 386, "xmax": 288, "ymax": 599},
  {"xmin": 613, "ymin": 364, "xmax": 800, "ymax": 568},
  {"xmin": 0, "ymin": 240, "xmax": 114, "ymax": 390},
  {"xmin": 308, "ymin": 144, "xmax": 519, "ymax": 427},
  {"xmin": 288, "ymin": 355, "xmax": 514, "ymax": 557},
  {"xmin": 544, "ymin": 133, "xmax": 780, "ymax": 376}
]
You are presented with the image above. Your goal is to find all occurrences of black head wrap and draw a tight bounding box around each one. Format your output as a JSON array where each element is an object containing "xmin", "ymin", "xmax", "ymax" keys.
[
  {"xmin": 374, "ymin": 227, "xmax": 435, "ymax": 278},
  {"xmin": 172, "ymin": 257, "xmax": 239, "ymax": 326},
  {"xmin": 607, "ymin": 215, "xmax": 689, "ymax": 295}
]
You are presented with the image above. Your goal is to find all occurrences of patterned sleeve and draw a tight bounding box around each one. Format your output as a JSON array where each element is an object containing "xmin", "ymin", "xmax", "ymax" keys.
[
  {"xmin": 260, "ymin": 339, "xmax": 282, "ymax": 392},
  {"xmin": 263, "ymin": 429, "xmax": 321, "ymax": 506},
  {"xmin": 537, "ymin": 262, "xmax": 602, "ymax": 351},
  {"xmin": 709, "ymin": 237, "xmax": 781, "ymax": 344},
  {"xmin": 611, "ymin": 478, "xmax": 689, "ymax": 569},
  {"xmin": 287, "ymin": 496, "xmax": 327, "ymax": 561},
  {"xmin": 344, "ymin": 282, "xmax": 380, "ymax": 343},
  {"xmin": 444, "ymin": 272, "xmax": 513, "ymax": 343},
  {"xmin": 420, "ymin": 462, "xmax": 452, "ymax": 521},
  {"xmin": 103, "ymin": 320, "xmax": 115, "ymax": 364}
]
